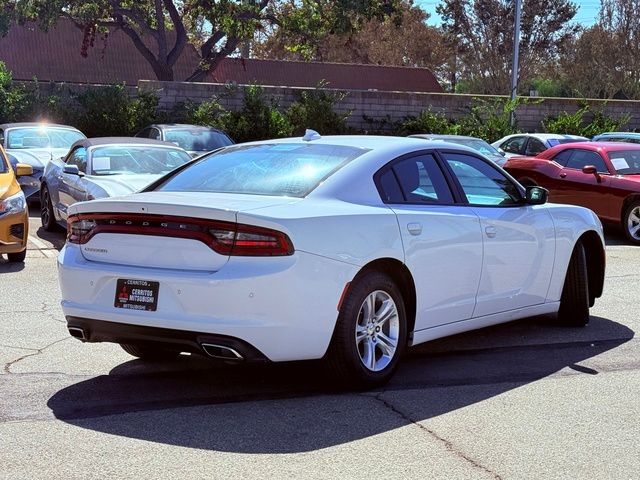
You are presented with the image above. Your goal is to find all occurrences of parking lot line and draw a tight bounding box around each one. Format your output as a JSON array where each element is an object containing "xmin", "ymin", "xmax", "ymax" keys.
[{"xmin": 28, "ymin": 235, "xmax": 58, "ymax": 258}]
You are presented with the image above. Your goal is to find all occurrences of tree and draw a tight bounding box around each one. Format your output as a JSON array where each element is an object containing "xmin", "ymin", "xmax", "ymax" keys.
[
  {"xmin": 437, "ymin": 0, "xmax": 578, "ymax": 94},
  {"xmin": 5, "ymin": 1, "xmax": 401, "ymax": 82},
  {"xmin": 253, "ymin": 0, "xmax": 448, "ymax": 75}
]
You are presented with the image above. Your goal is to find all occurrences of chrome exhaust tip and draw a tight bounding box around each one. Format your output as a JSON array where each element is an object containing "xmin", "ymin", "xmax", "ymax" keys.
[
  {"xmin": 201, "ymin": 343, "xmax": 244, "ymax": 360},
  {"xmin": 68, "ymin": 326, "xmax": 86, "ymax": 341}
]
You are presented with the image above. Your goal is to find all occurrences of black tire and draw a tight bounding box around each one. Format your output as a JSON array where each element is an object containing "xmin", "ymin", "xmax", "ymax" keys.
[
  {"xmin": 325, "ymin": 270, "xmax": 407, "ymax": 389},
  {"xmin": 622, "ymin": 200, "xmax": 640, "ymax": 245},
  {"xmin": 120, "ymin": 343, "xmax": 181, "ymax": 360},
  {"xmin": 557, "ymin": 241, "xmax": 590, "ymax": 327},
  {"xmin": 7, "ymin": 250, "xmax": 26, "ymax": 263},
  {"xmin": 40, "ymin": 185, "xmax": 58, "ymax": 231}
]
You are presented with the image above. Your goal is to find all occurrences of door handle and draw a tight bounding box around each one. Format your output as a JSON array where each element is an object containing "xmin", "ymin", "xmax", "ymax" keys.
[
  {"xmin": 559, "ymin": 173, "xmax": 567, "ymax": 178},
  {"xmin": 407, "ymin": 223, "xmax": 422, "ymax": 236},
  {"xmin": 485, "ymin": 226, "xmax": 497, "ymax": 238}
]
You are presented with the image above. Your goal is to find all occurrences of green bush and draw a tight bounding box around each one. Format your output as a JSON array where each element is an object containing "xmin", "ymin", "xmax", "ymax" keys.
[
  {"xmin": 395, "ymin": 109, "xmax": 458, "ymax": 136},
  {"xmin": 218, "ymin": 85, "xmax": 293, "ymax": 142},
  {"xmin": 542, "ymin": 101, "xmax": 630, "ymax": 137},
  {"xmin": 286, "ymin": 85, "xmax": 350, "ymax": 136},
  {"xmin": 457, "ymin": 97, "xmax": 524, "ymax": 142}
]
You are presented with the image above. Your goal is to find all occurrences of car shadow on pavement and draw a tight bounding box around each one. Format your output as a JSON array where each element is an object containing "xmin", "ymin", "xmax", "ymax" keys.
[{"xmin": 47, "ymin": 315, "xmax": 634, "ymax": 453}]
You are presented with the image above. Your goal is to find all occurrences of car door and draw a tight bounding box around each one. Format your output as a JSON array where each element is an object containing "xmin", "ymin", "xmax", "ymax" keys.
[
  {"xmin": 376, "ymin": 152, "xmax": 483, "ymax": 330},
  {"xmin": 58, "ymin": 146, "xmax": 88, "ymax": 219},
  {"xmin": 440, "ymin": 151, "xmax": 555, "ymax": 317},
  {"xmin": 557, "ymin": 149, "xmax": 612, "ymax": 218}
]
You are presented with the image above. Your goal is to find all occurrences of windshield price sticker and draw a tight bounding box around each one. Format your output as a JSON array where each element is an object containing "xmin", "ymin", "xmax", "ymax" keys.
[
  {"xmin": 611, "ymin": 157, "xmax": 630, "ymax": 171},
  {"xmin": 114, "ymin": 279, "xmax": 159, "ymax": 311}
]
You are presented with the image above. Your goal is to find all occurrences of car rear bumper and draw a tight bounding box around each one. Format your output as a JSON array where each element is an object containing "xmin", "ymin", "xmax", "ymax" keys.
[
  {"xmin": 58, "ymin": 243, "xmax": 357, "ymax": 362},
  {"xmin": 66, "ymin": 316, "xmax": 270, "ymax": 362}
]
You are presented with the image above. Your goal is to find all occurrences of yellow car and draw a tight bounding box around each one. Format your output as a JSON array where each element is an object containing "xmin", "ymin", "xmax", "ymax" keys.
[{"xmin": 1, "ymin": 147, "xmax": 32, "ymax": 262}]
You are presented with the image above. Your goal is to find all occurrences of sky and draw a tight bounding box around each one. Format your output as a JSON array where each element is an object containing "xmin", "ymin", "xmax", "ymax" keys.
[{"xmin": 415, "ymin": 1, "xmax": 602, "ymax": 27}]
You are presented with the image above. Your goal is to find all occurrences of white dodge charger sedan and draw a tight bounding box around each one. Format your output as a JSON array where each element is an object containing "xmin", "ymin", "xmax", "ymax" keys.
[{"xmin": 58, "ymin": 133, "xmax": 605, "ymax": 387}]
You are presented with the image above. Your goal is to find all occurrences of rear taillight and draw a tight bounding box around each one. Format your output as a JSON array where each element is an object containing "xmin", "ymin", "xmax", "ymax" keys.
[{"xmin": 67, "ymin": 214, "xmax": 294, "ymax": 256}]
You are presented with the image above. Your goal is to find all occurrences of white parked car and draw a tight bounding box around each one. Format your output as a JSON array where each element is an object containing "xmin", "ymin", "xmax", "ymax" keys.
[
  {"xmin": 58, "ymin": 133, "xmax": 606, "ymax": 387},
  {"xmin": 40, "ymin": 137, "xmax": 192, "ymax": 230},
  {"xmin": 492, "ymin": 133, "xmax": 589, "ymax": 159}
]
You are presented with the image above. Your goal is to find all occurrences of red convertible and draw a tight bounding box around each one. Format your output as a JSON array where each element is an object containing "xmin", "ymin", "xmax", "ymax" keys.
[{"xmin": 504, "ymin": 142, "xmax": 640, "ymax": 244}]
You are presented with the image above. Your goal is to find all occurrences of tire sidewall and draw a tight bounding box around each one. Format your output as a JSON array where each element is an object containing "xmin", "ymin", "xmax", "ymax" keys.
[{"xmin": 337, "ymin": 271, "xmax": 407, "ymax": 384}]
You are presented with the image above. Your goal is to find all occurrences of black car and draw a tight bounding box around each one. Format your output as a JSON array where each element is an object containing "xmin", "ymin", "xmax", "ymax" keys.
[{"xmin": 135, "ymin": 124, "xmax": 234, "ymax": 157}]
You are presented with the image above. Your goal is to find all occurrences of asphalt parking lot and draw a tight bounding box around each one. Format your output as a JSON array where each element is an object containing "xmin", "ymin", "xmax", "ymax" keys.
[{"xmin": 0, "ymin": 211, "xmax": 638, "ymax": 479}]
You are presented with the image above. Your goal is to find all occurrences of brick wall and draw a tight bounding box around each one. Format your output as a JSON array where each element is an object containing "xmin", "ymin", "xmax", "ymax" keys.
[{"xmin": 139, "ymin": 80, "xmax": 640, "ymax": 133}]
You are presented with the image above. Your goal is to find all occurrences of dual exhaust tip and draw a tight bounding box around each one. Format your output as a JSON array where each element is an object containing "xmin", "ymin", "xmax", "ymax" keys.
[{"xmin": 67, "ymin": 327, "xmax": 243, "ymax": 361}]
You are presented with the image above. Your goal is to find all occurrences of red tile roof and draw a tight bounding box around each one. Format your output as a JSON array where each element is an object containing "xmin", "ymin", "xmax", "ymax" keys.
[
  {"xmin": 0, "ymin": 19, "xmax": 199, "ymax": 84},
  {"xmin": 211, "ymin": 58, "xmax": 443, "ymax": 93}
]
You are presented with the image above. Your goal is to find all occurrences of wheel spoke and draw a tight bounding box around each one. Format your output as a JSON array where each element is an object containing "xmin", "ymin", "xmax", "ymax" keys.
[
  {"xmin": 376, "ymin": 299, "xmax": 396, "ymax": 327},
  {"xmin": 363, "ymin": 338, "xmax": 376, "ymax": 370},
  {"xmin": 355, "ymin": 325, "xmax": 368, "ymax": 344},
  {"xmin": 631, "ymin": 224, "xmax": 640, "ymax": 237},
  {"xmin": 376, "ymin": 332, "xmax": 396, "ymax": 357},
  {"xmin": 362, "ymin": 293, "xmax": 376, "ymax": 323}
]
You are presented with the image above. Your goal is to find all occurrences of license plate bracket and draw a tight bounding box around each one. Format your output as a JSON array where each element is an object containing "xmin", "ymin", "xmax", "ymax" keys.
[{"xmin": 114, "ymin": 279, "xmax": 159, "ymax": 312}]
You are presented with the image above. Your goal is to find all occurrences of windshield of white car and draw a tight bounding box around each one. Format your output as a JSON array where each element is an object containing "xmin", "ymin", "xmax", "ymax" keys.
[
  {"xmin": 164, "ymin": 129, "xmax": 233, "ymax": 152},
  {"xmin": 444, "ymin": 139, "xmax": 501, "ymax": 156},
  {"xmin": 608, "ymin": 150, "xmax": 640, "ymax": 175},
  {"xmin": 90, "ymin": 146, "xmax": 192, "ymax": 176},
  {"xmin": 7, "ymin": 127, "xmax": 85, "ymax": 149},
  {"xmin": 155, "ymin": 143, "xmax": 369, "ymax": 197}
]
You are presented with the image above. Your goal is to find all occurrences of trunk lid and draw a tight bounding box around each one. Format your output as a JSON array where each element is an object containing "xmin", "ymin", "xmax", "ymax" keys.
[{"xmin": 69, "ymin": 192, "xmax": 298, "ymax": 271}]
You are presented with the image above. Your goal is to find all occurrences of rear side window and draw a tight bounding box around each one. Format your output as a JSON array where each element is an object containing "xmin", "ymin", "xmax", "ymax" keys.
[
  {"xmin": 377, "ymin": 154, "xmax": 454, "ymax": 204},
  {"xmin": 156, "ymin": 143, "xmax": 368, "ymax": 197},
  {"xmin": 501, "ymin": 136, "xmax": 526, "ymax": 154},
  {"xmin": 525, "ymin": 138, "xmax": 546, "ymax": 156},
  {"xmin": 552, "ymin": 149, "xmax": 574, "ymax": 166}
]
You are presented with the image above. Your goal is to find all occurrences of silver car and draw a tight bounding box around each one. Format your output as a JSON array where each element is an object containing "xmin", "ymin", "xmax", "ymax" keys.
[
  {"xmin": 1, "ymin": 123, "xmax": 86, "ymax": 199},
  {"xmin": 40, "ymin": 137, "xmax": 192, "ymax": 230}
]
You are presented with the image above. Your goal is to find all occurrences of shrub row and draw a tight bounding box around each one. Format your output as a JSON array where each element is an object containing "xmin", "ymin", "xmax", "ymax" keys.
[{"xmin": 0, "ymin": 62, "xmax": 631, "ymax": 143}]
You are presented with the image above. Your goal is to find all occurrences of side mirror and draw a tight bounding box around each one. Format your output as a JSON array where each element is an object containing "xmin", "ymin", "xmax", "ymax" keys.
[
  {"xmin": 15, "ymin": 163, "xmax": 33, "ymax": 177},
  {"xmin": 498, "ymin": 148, "xmax": 506, "ymax": 157},
  {"xmin": 525, "ymin": 185, "xmax": 548, "ymax": 205},
  {"xmin": 63, "ymin": 164, "xmax": 84, "ymax": 177},
  {"xmin": 582, "ymin": 165, "xmax": 602, "ymax": 182}
]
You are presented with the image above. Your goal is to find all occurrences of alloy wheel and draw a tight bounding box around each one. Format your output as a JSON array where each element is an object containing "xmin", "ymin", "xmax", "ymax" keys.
[
  {"xmin": 627, "ymin": 206, "xmax": 640, "ymax": 241},
  {"xmin": 355, "ymin": 290, "xmax": 400, "ymax": 372}
]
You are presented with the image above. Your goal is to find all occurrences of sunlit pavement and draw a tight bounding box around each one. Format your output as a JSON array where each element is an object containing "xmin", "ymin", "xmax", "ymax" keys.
[{"xmin": 0, "ymin": 210, "xmax": 638, "ymax": 479}]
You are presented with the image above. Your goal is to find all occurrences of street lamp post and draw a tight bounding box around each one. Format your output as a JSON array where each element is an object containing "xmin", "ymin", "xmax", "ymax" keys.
[{"xmin": 510, "ymin": 0, "xmax": 523, "ymax": 127}]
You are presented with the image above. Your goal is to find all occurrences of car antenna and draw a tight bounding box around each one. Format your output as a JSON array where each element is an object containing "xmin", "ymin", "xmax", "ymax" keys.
[{"xmin": 302, "ymin": 129, "xmax": 321, "ymax": 142}]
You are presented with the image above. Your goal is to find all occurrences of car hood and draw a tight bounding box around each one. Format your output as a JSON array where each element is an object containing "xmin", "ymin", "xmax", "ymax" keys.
[
  {"xmin": 7, "ymin": 150, "xmax": 45, "ymax": 169},
  {"xmin": 90, "ymin": 174, "xmax": 164, "ymax": 197}
]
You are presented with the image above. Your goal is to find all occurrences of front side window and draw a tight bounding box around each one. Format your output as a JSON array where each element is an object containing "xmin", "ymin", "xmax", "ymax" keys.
[
  {"xmin": 7, "ymin": 127, "xmax": 85, "ymax": 149},
  {"xmin": 501, "ymin": 136, "xmax": 526, "ymax": 154},
  {"xmin": 90, "ymin": 146, "xmax": 191, "ymax": 176},
  {"xmin": 155, "ymin": 143, "xmax": 368, "ymax": 197},
  {"xmin": 565, "ymin": 150, "xmax": 609, "ymax": 173},
  {"xmin": 443, "ymin": 152, "xmax": 521, "ymax": 206},
  {"xmin": 66, "ymin": 147, "xmax": 87, "ymax": 172}
]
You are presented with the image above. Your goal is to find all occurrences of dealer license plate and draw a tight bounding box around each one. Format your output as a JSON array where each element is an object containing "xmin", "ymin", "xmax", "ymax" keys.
[{"xmin": 114, "ymin": 279, "xmax": 159, "ymax": 311}]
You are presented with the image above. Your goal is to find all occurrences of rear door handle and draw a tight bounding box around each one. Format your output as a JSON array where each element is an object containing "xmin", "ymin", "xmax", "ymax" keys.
[
  {"xmin": 485, "ymin": 226, "xmax": 497, "ymax": 238},
  {"xmin": 407, "ymin": 223, "xmax": 422, "ymax": 235}
]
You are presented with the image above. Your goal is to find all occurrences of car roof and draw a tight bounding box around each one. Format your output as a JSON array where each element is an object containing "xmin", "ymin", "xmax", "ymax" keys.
[
  {"xmin": 409, "ymin": 134, "xmax": 485, "ymax": 141},
  {"xmin": 543, "ymin": 141, "xmax": 640, "ymax": 155},
  {"xmin": 0, "ymin": 122, "xmax": 82, "ymax": 131},
  {"xmin": 149, "ymin": 124, "xmax": 227, "ymax": 133},
  {"xmin": 594, "ymin": 132, "xmax": 640, "ymax": 138},
  {"xmin": 70, "ymin": 137, "xmax": 181, "ymax": 149}
]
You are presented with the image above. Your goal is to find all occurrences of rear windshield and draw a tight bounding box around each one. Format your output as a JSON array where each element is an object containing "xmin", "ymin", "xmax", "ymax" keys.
[
  {"xmin": 91, "ymin": 146, "xmax": 191, "ymax": 176},
  {"xmin": 164, "ymin": 129, "xmax": 233, "ymax": 152},
  {"xmin": 446, "ymin": 138, "xmax": 501, "ymax": 156},
  {"xmin": 7, "ymin": 127, "xmax": 85, "ymax": 149},
  {"xmin": 608, "ymin": 150, "xmax": 640, "ymax": 175},
  {"xmin": 155, "ymin": 143, "xmax": 368, "ymax": 197}
]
